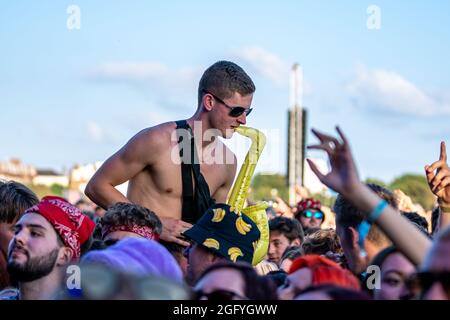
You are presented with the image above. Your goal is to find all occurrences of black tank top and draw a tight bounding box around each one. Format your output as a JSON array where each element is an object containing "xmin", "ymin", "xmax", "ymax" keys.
[{"xmin": 175, "ymin": 120, "xmax": 215, "ymax": 223}]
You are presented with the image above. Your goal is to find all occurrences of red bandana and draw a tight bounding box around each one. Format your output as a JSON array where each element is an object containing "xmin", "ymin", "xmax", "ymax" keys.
[
  {"xmin": 24, "ymin": 196, "xmax": 95, "ymax": 260},
  {"xmin": 101, "ymin": 224, "xmax": 160, "ymax": 241},
  {"xmin": 297, "ymin": 198, "xmax": 322, "ymax": 212}
]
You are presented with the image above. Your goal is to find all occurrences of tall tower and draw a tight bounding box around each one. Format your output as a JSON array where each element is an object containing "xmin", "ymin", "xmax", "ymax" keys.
[{"xmin": 287, "ymin": 64, "xmax": 307, "ymax": 206}]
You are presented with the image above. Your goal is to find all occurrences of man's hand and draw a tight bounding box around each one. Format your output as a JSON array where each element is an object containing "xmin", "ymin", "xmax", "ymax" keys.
[
  {"xmin": 425, "ymin": 142, "xmax": 450, "ymax": 206},
  {"xmin": 159, "ymin": 217, "xmax": 192, "ymax": 247},
  {"xmin": 306, "ymin": 126, "xmax": 362, "ymax": 199}
]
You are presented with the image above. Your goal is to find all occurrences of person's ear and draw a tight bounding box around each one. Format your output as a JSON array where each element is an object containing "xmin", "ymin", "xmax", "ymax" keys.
[
  {"xmin": 348, "ymin": 226, "xmax": 360, "ymax": 249},
  {"xmin": 291, "ymin": 238, "xmax": 301, "ymax": 246},
  {"xmin": 56, "ymin": 247, "xmax": 73, "ymax": 266},
  {"xmin": 202, "ymin": 93, "xmax": 214, "ymax": 112}
]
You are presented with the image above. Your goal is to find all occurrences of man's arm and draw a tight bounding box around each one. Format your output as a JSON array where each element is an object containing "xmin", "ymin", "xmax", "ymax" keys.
[
  {"xmin": 85, "ymin": 129, "xmax": 155, "ymax": 209},
  {"xmin": 307, "ymin": 127, "xmax": 431, "ymax": 266}
]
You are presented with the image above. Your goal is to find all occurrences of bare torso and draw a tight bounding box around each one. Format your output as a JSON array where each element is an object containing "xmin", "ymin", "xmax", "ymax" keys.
[{"xmin": 126, "ymin": 122, "xmax": 234, "ymax": 220}]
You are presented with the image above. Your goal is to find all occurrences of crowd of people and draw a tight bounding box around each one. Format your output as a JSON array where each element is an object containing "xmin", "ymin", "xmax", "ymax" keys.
[{"xmin": 0, "ymin": 61, "xmax": 449, "ymax": 300}]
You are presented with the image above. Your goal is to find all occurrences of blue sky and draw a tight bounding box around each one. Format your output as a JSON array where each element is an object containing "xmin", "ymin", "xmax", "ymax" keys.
[{"xmin": 1, "ymin": 1, "xmax": 449, "ymax": 184}]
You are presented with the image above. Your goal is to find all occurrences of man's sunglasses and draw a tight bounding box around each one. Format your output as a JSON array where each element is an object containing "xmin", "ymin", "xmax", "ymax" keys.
[
  {"xmin": 203, "ymin": 90, "xmax": 253, "ymax": 118},
  {"xmin": 194, "ymin": 289, "xmax": 248, "ymax": 301},
  {"xmin": 301, "ymin": 210, "xmax": 324, "ymax": 220},
  {"xmin": 405, "ymin": 271, "xmax": 450, "ymax": 299}
]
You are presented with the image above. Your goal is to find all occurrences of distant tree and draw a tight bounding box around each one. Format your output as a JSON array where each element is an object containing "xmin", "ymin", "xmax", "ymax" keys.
[
  {"xmin": 50, "ymin": 183, "xmax": 64, "ymax": 196},
  {"xmin": 389, "ymin": 174, "xmax": 435, "ymax": 210},
  {"xmin": 310, "ymin": 191, "xmax": 336, "ymax": 208},
  {"xmin": 364, "ymin": 177, "xmax": 388, "ymax": 189},
  {"xmin": 250, "ymin": 174, "xmax": 288, "ymax": 202}
]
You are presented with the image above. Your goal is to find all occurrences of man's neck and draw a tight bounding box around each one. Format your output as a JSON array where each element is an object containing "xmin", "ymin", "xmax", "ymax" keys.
[
  {"xmin": 186, "ymin": 114, "xmax": 219, "ymax": 148},
  {"xmin": 19, "ymin": 269, "xmax": 63, "ymax": 300}
]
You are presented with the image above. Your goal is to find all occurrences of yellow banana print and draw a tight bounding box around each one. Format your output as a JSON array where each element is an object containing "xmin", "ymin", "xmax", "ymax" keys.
[
  {"xmin": 235, "ymin": 216, "xmax": 252, "ymax": 235},
  {"xmin": 228, "ymin": 247, "xmax": 243, "ymax": 262},
  {"xmin": 211, "ymin": 208, "xmax": 226, "ymax": 223},
  {"xmin": 203, "ymin": 238, "xmax": 220, "ymax": 250}
]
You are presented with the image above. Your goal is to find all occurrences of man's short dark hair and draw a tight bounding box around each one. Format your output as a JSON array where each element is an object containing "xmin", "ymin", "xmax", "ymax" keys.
[
  {"xmin": 101, "ymin": 202, "xmax": 163, "ymax": 234},
  {"xmin": 0, "ymin": 180, "xmax": 39, "ymax": 224},
  {"xmin": 269, "ymin": 217, "xmax": 304, "ymax": 243},
  {"xmin": 333, "ymin": 183, "xmax": 398, "ymax": 246},
  {"xmin": 198, "ymin": 61, "xmax": 255, "ymax": 107}
]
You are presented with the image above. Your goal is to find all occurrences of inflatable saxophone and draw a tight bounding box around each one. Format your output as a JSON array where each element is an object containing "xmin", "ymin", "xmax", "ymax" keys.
[{"xmin": 228, "ymin": 126, "xmax": 269, "ymax": 266}]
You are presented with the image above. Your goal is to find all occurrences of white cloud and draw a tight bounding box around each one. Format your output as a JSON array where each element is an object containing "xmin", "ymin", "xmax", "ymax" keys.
[
  {"xmin": 87, "ymin": 121, "xmax": 104, "ymax": 142},
  {"xmin": 347, "ymin": 64, "xmax": 450, "ymax": 116},
  {"xmin": 86, "ymin": 62, "xmax": 202, "ymax": 109},
  {"xmin": 230, "ymin": 46, "xmax": 290, "ymax": 86}
]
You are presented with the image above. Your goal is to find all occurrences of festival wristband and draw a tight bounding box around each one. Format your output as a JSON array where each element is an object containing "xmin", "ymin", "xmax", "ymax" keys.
[{"xmin": 367, "ymin": 200, "xmax": 388, "ymax": 223}]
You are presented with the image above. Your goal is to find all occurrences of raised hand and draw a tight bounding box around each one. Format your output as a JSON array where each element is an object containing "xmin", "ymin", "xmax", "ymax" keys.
[
  {"xmin": 425, "ymin": 142, "xmax": 450, "ymax": 206},
  {"xmin": 306, "ymin": 126, "xmax": 361, "ymax": 198}
]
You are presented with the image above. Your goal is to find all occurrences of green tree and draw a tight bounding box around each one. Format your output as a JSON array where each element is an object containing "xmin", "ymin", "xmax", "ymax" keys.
[
  {"xmin": 364, "ymin": 177, "xmax": 388, "ymax": 189},
  {"xmin": 389, "ymin": 174, "xmax": 435, "ymax": 210},
  {"xmin": 250, "ymin": 174, "xmax": 288, "ymax": 202}
]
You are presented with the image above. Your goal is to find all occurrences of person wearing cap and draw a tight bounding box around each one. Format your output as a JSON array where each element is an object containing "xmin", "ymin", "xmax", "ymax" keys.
[
  {"xmin": 182, "ymin": 203, "xmax": 260, "ymax": 285},
  {"xmin": 295, "ymin": 198, "xmax": 325, "ymax": 233},
  {"xmin": 1, "ymin": 196, "xmax": 95, "ymax": 300}
]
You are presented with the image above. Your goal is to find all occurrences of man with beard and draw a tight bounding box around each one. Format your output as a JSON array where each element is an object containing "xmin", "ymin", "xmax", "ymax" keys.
[
  {"xmin": 0, "ymin": 180, "xmax": 39, "ymax": 289},
  {"xmin": 0, "ymin": 196, "xmax": 95, "ymax": 300}
]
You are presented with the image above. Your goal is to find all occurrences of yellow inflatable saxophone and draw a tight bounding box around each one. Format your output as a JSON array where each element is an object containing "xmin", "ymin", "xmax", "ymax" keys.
[{"xmin": 228, "ymin": 126, "xmax": 269, "ymax": 266}]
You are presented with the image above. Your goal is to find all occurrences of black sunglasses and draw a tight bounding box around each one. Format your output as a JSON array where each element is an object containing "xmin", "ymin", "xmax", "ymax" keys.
[
  {"xmin": 194, "ymin": 289, "xmax": 248, "ymax": 301},
  {"xmin": 203, "ymin": 90, "xmax": 252, "ymax": 117},
  {"xmin": 406, "ymin": 271, "xmax": 450, "ymax": 299}
]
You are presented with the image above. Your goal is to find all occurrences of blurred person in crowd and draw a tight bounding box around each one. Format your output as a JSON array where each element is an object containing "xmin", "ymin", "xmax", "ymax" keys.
[
  {"xmin": 265, "ymin": 270, "xmax": 288, "ymax": 288},
  {"xmin": 295, "ymin": 198, "xmax": 325, "ymax": 232},
  {"xmin": 75, "ymin": 198, "xmax": 95, "ymax": 213},
  {"xmin": 410, "ymin": 225, "xmax": 450, "ymax": 300},
  {"xmin": 85, "ymin": 61, "xmax": 256, "ymax": 250},
  {"xmin": 305, "ymin": 126, "xmax": 432, "ymax": 296},
  {"xmin": 67, "ymin": 263, "xmax": 191, "ymax": 300},
  {"xmin": 268, "ymin": 217, "xmax": 304, "ymax": 265},
  {"xmin": 100, "ymin": 202, "xmax": 162, "ymax": 246},
  {"xmin": 368, "ymin": 246, "xmax": 415, "ymax": 300},
  {"xmin": 182, "ymin": 204, "xmax": 260, "ymax": 285},
  {"xmin": 81, "ymin": 237, "xmax": 183, "ymax": 284},
  {"xmin": 302, "ymin": 228, "xmax": 342, "ymax": 256},
  {"xmin": 295, "ymin": 284, "xmax": 371, "ymax": 300},
  {"xmin": 278, "ymin": 246, "xmax": 303, "ymax": 272},
  {"xmin": 0, "ymin": 180, "xmax": 39, "ymax": 289},
  {"xmin": 333, "ymin": 183, "xmax": 397, "ymax": 278},
  {"xmin": 254, "ymin": 259, "xmax": 278, "ymax": 275},
  {"xmin": 1, "ymin": 196, "xmax": 95, "ymax": 300},
  {"xmin": 194, "ymin": 261, "xmax": 278, "ymax": 300},
  {"xmin": 277, "ymin": 255, "xmax": 360, "ymax": 300},
  {"xmin": 401, "ymin": 211, "xmax": 430, "ymax": 237}
]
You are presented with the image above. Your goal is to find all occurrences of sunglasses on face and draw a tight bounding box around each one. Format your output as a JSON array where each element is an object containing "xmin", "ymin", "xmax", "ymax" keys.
[
  {"xmin": 203, "ymin": 90, "xmax": 253, "ymax": 118},
  {"xmin": 301, "ymin": 210, "xmax": 324, "ymax": 220},
  {"xmin": 194, "ymin": 289, "xmax": 248, "ymax": 301},
  {"xmin": 406, "ymin": 271, "xmax": 450, "ymax": 299}
]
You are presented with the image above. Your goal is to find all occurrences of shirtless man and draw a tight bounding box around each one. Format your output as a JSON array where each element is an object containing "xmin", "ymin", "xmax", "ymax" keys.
[{"xmin": 85, "ymin": 61, "xmax": 255, "ymax": 246}]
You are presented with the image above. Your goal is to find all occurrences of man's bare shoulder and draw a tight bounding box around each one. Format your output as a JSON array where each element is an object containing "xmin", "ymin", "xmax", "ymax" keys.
[{"xmin": 132, "ymin": 121, "xmax": 177, "ymax": 147}]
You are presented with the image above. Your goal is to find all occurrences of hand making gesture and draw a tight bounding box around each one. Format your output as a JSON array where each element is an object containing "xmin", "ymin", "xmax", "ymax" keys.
[
  {"xmin": 425, "ymin": 142, "xmax": 450, "ymax": 206},
  {"xmin": 306, "ymin": 126, "xmax": 362, "ymax": 199}
]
